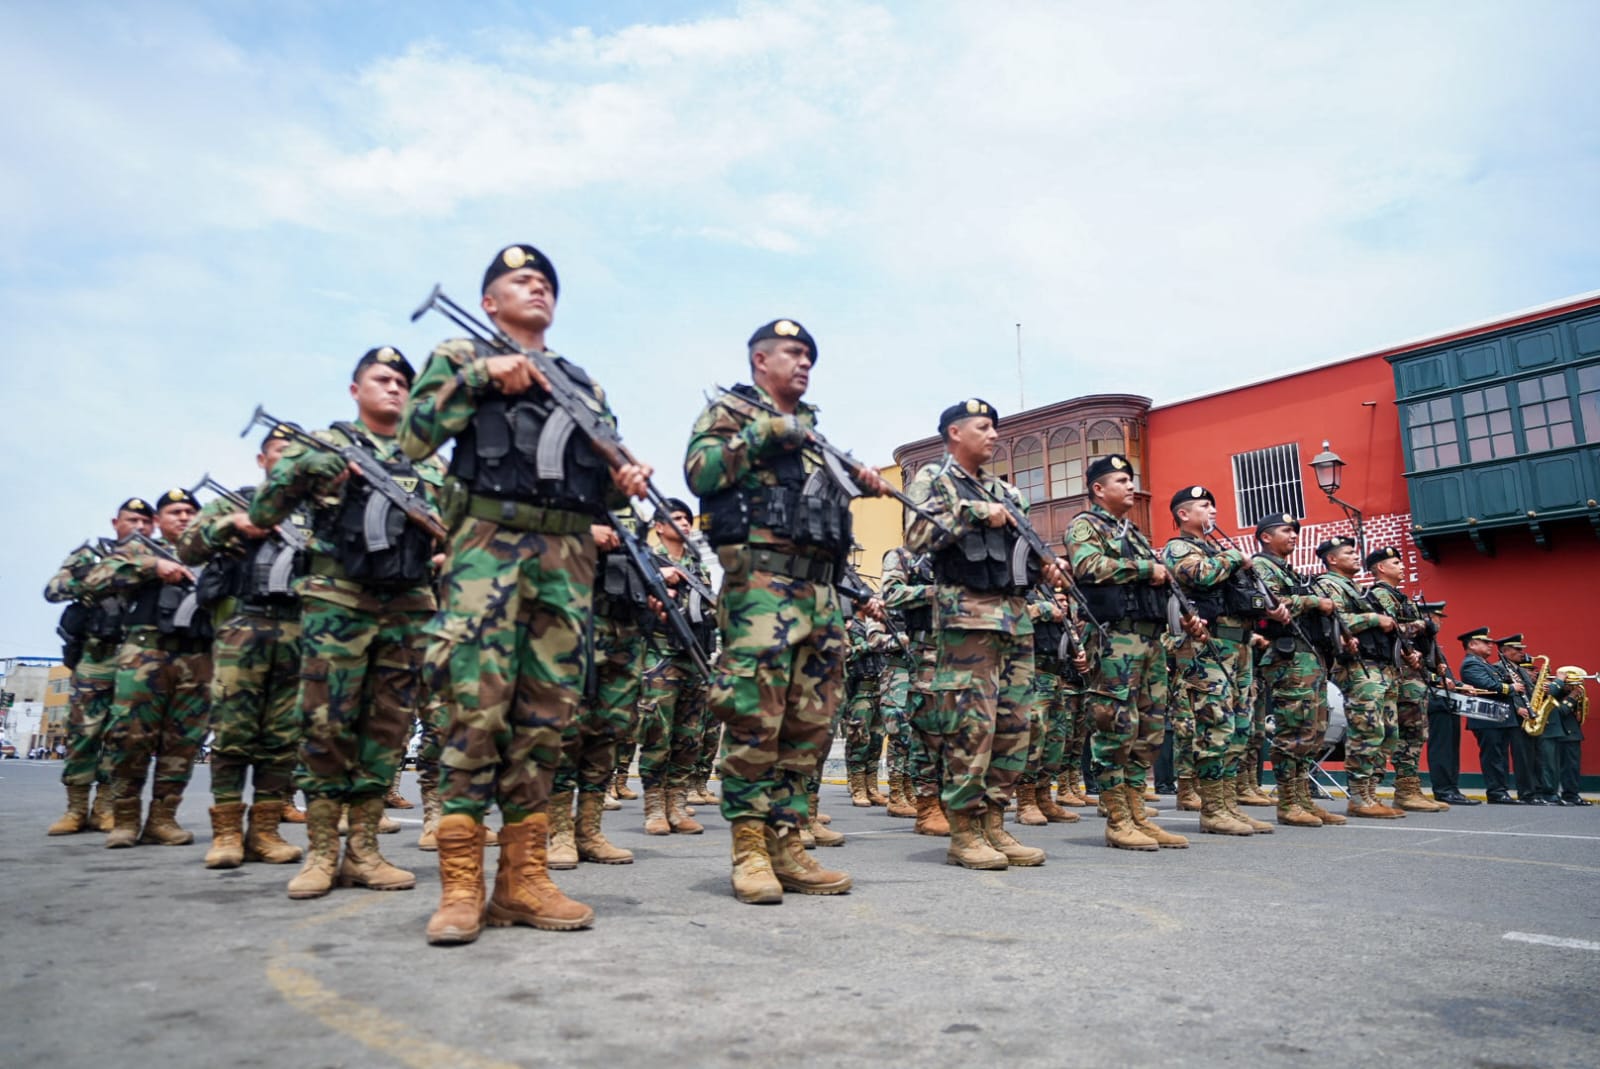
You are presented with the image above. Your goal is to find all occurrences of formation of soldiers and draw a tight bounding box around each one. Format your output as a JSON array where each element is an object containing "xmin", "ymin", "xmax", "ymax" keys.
[{"xmin": 41, "ymin": 241, "xmax": 1589, "ymax": 947}]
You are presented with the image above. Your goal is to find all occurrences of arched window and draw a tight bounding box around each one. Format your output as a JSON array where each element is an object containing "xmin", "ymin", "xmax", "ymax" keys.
[
  {"xmin": 1013, "ymin": 435, "xmax": 1045, "ymax": 504},
  {"xmin": 990, "ymin": 444, "xmax": 1010, "ymax": 480},
  {"xmin": 1048, "ymin": 428, "xmax": 1083, "ymax": 498}
]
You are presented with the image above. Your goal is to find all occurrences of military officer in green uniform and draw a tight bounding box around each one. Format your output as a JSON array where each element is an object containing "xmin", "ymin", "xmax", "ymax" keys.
[
  {"xmin": 882, "ymin": 545, "xmax": 948, "ymax": 834},
  {"xmin": 1364, "ymin": 546, "xmax": 1449, "ymax": 813}
]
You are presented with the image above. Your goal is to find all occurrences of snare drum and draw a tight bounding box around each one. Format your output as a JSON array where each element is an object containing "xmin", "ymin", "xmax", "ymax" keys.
[
  {"xmin": 1435, "ymin": 688, "xmax": 1517, "ymax": 727},
  {"xmin": 1324, "ymin": 683, "xmax": 1347, "ymax": 744}
]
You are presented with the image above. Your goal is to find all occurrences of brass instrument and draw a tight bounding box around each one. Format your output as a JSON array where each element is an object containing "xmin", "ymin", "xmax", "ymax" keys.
[
  {"xmin": 1555, "ymin": 666, "xmax": 1593, "ymax": 726},
  {"xmin": 1522, "ymin": 654, "xmax": 1555, "ymax": 736}
]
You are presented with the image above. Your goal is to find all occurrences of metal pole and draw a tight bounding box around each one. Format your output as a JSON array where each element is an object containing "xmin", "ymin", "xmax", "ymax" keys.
[{"xmin": 1016, "ymin": 322, "xmax": 1024, "ymax": 410}]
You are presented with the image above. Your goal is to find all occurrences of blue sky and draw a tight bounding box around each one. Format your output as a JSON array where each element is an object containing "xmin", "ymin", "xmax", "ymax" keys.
[{"xmin": 3, "ymin": 0, "xmax": 1598, "ymax": 653}]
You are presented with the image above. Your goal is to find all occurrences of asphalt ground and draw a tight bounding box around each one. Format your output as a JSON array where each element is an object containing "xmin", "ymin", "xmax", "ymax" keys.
[{"xmin": 4, "ymin": 759, "xmax": 1598, "ymax": 1069}]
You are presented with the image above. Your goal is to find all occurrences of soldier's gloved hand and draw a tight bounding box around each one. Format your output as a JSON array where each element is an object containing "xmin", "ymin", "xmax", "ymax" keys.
[
  {"xmin": 301, "ymin": 451, "xmax": 349, "ymax": 483},
  {"xmin": 741, "ymin": 415, "xmax": 807, "ymax": 453}
]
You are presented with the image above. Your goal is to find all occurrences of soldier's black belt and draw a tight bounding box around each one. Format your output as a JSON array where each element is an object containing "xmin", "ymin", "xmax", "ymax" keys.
[
  {"xmin": 748, "ymin": 547, "xmax": 835, "ymax": 585},
  {"xmin": 235, "ymin": 600, "xmax": 301, "ymax": 621},
  {"xmin": 126, "ymin": 629, "xmax": 210, "ymax": 654},
  {"xmin": 467, "ymin": 495, "xmax": 592, "ymax": 535}
]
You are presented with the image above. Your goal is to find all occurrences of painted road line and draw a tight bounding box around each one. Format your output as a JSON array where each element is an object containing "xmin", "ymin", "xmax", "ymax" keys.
[{"xmin": 1503, "ymin": 931, "xmax": 1600, "ymax": 952}]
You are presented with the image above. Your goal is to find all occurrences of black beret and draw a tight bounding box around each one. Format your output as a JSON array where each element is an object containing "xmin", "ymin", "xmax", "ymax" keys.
[
  {"xmin": 353, "ymin": 346, "xmax": 415, "ymax": 386},
  {"xmin": 259, "ymin": 421, "xmax": 303, "ymax": 451},
  {"xmin": 656, "ymin": 498, "xmax": 693, "ymax": 522},
  {"xmin": 1495, "ymin": 633, "xmax": 1525, "ymax": 649},
  {"xmin": 482, "ymin": 244, "xmax": 559, "ymax": 298},
  {"xmin": 1315, "ymin": 536, "xmax": 1357, "ymax": 560},
  {"xmin": 1456, "ymin": 626, "xmax": 1492, "ymax": 646},
  {"xmin": 1254, "ymin": 512, "xmax": 1300, "ymax": 538},
  {"xmin": 1085, "ymin": 454, "xmax": 1133, "ymax": 486},
  {"xmin": 747, "ymin": 319, "xmax": 817, "ymax": 362},
  {"xmin": 938, "ymin": 398, "xmax": 1000, "ymax": 436},
  {"xmin": 1169, "ymin": 485, "xmax": 1215, "ymax": 514},
  {"xmin": 117, "ymin": 497, "xmax": 154, "ymax": 518},
  {"xmin": 155, "ymin": 487, "xmax": 199, "ymax": 511},
  {"xmin": 1364, "ymin": 546, "xmax": 1402, "ymax": 569}
]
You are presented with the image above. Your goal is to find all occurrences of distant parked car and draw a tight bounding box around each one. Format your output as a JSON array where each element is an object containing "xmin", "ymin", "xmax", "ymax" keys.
[{"xmin": 0, "ymin": 743, "xmax": 18, "ymax": 759}]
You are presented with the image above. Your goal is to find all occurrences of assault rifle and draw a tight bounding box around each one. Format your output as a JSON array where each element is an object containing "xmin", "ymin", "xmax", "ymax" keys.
[
  {"xmin": 1311, "ymin": 574, "xmax": 1373, "ymax": 680},
  {"xmin": 1203, "ymin": 524, "xmax": 1319, "ymax": 655},
  {"xmin": 607, "ymin": 512, "xmax": 713, "ymax": 680},
  {"xmin": 1119, "ymin": 519, "xmax": 1235, "ymax": 689},
  {"xmin": 411, "ymin": 286, "xmax": 714, "ymax": 560},
  {"xmin": 709, "ymin": 385, "xmax": 954, "ymax": 540},
  {"xmin": 238, "ymin": 408, "xmax": 448, "ymax": 546},
  {"xmin": 192, "ymin": 472, "xmax": 309, "ymax": 553}
]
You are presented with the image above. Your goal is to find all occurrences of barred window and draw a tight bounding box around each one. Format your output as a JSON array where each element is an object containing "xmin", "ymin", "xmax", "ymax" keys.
[
  {"xmin": 1518, "ymin": 373, "xmax": 1576, "ymax": 453},
  {"xmin": 1404, "ymin": 396, "xmax": 1460, "ymax": 471},
  {"xmin": 1231, "ymin": 443, "xmax": 1306, "ymax": 528}
]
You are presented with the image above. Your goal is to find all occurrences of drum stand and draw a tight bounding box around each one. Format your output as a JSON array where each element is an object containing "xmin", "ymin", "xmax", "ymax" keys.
[{"xmin": 1309, "ymin": 745, "xmax": 1351, "ymax": 800}]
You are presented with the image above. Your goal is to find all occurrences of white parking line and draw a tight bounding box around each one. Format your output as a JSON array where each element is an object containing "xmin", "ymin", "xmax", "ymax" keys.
[{"xmin": 1503, "ymin": 931, "xmax": 1600, "ymax": 952}]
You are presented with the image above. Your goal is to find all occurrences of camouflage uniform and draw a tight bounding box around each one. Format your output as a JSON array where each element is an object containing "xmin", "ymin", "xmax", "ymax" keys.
[
  {"xmin": 843, "ymin": 615, "xmax": 894, "ymax": 784},
  {"xmin": 685, "ymin": 385, "xmax": 849, "ymax": 829},
  {"xmin": 399, "ymin": 340, "xmax": 616, "ymax": 823},
  {"xmin": 1367, "ymin": 581, "xmax": 1427, "ymax": 779},
  {"xmin": 903, "ymin": 458, "xmax": 1035, "ymax": 813},
  {"xmin": 1312, "ymin": 571, "xmax": 1398, "ymax": 783},
  {"xmin": 1251, "ymin": 550, "xmax": 1330, "ymax": 785},
  {"xmin": 175, "ymin": 494, "xmax": 308, "ymax": 805},
  {"xmin": 1059, "ymin": 677, "xmax": 1092, "ymax": 793},
  {"xmin": 44, "ymin": 545, "xmax": 123, "ymax": 791},
  {"xmin": 251, "ymin": 420, "xmax": 443, "ymax": 804},
  {"xmin": 1022, "ymin": 592, "xmax": 1071, "ymax": 789},
  {"xmin": 881, "ymin": 548, "xmax": 940, "ymax": 798},
  {"xmin": 636, "ymin": 542, "xmax": 714, "ymax": 790},
  {"xmin": 1064, "ymin": 504, "xmax": 1168, "ymax": 792},
  {"xmin": 564, "ymin": 612, "xmax": 643, "ymax": 795}
]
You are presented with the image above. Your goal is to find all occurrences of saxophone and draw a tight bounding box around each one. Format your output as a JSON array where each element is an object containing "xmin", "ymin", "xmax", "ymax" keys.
[{"xmin": 1522, "ymin": 654, "xmax": 1555, "ymax": 736}]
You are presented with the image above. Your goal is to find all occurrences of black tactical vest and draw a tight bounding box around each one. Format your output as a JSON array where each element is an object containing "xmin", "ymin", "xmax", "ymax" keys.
[
  {"xmin": 1168, "ymin": 537, "xmax": 1264, "ymax": 624},
  {"xmin": 313, "ymin": 423, "xmax": 434, "ymax": 590},
  {"xmin": 1073, "ymin": 512, "xmax": 1165, "ymax": 624},
  {"xmin": 594, "ymin": 550, "xmax": 650, "ymax": 624},
  {"xmin": 124, "ymin": 575, "xmax": 213, "ymax": 641}
]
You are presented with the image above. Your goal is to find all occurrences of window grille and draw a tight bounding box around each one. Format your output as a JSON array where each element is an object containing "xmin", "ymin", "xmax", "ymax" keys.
[{"xmin": 1231, "ymin": 443, "xmax": 1306, "ymax": 529}]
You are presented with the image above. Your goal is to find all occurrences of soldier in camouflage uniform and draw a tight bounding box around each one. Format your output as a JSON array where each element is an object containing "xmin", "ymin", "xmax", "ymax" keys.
[
  {"xmin": 905, "ymin": 399, "xmax": 1054, "ymax": 870},
  {"xmin": 1365, "ymin": 546, "xmax": 1448, "ymax": 813},
  {"xmin": 1055, "ymin": 665, "xmax": 1096, "ymax": 808},
  {"xmin": 1161, "ymin": 485, "xmax": 1273, "ymax": 836},
  {"xmin": 176, "ymin": 425, "xmax": 310, "ymax": 868},
  {"xmin": 875, "ymin": 593, "xmax": 919, "ymax": 818},
  {"xmin": 252, "ymin": 345, "xmax": 446, "ymax": 899},
  {"xmin": 43, "ymin": 497, "xmax": 153, "ymax": 835},
  {"xmin": 1310, "ymin": 537, "xmax": 1404, "ymax": 819},
  {"xmin": 1064, "ymin": 454, "xmax": 1190, "ymax": 851},
  {"xmin": 400, "ymin": 246, "xmax": 649, "ymax": 943},
  {"xmin": 844, "ymin": 609, "xmax": 893, "ymax": 807},
  {"xmin": 686, "ymin": 318, "xmax": 888, "ymax": 903},
  {"xmin": 635, "ymin": 501, "xmax": 715, "ymax": 838},
  {"xmin": 84, "ymin": 489, "xmax": 213, "ymax": 848},
  {"xmin": 881, "ymin": 546, "xmax": 948, "ymax": 834},
  {"xmin": 1017, "ymin": 589, "xmax": 1082, "ymax": 826}
]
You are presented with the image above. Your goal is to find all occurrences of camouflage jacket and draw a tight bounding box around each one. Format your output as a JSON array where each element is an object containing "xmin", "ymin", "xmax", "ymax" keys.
[
  {"xmin": 80, "ymin": 536, "xmax": 184, "ymax": 627},
  {"xmin": 904, "ymin": 456, "xmax": 1032, "ymax": 635},
  {"xmin": 880, "ymin": 547, "xmax": 932, "ymax": 656},
  {"xmin": 1250, "ymin": 552, "xmax": 1324, "ymax": 618},
  {"xmin": 1309, "ymin": 571, "xmax": 1385, "ymax": 635},
  {"xmin": 44, "ymin": 544, "xmax": 104, "ymax": 604},
  {"xmin": 1065, "ymin": 503, "xmax": 1160, "ymax": 586}
]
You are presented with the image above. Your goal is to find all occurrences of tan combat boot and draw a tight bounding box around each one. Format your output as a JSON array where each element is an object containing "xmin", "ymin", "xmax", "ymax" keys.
[
  {"xmin": 287, "ymin": 798, "xmax": 342, "ymax": 898},
  {"xmin": 1127, "ymin": 786, "xmax": 1189, "ymax": 848},
  {"xmin": 1393, "ymin": 775, "xmax": 1447, "ymax": 812},
  {"xmin": 613, "ymin": 772, "xmax": 638, "ymax": 800},
  {"xmin": 1015, "ymin": 784, "xmax": 1048, "ymax": 826},
  {"xmin": 642, "ymin": 786, "xmax": 671, "ymax": 835},
  {"xmin": 486, "ymin": 813, "xmax": 595, "ymax": 930},
  {"xmin": 484, "ymin": 824, "xmax": 499, "ymax": 848},
  {"xmin": 1143, "ymin": 784, "xmax": 1159, "ymax": 802},
  {"xmin": 1371, "ymin": 777, "xmax": 1407, "ymax": 818},
  {"xmin": 547, "ymin": 789, "xmax": 578, "ymax": 870},
  {"xmin": 1056, "ymin": 777, "xmax": 1085, "ymax": 807},
  {"xmin": 1238, "ymin": 762, "xmax": 1275, "ymax": 807},
  {"xmin": 1101, "ymin": 784, "xmax": 1158, "ymax": 851},
  {"xmin": 426, "ymin": 814, "xmax": 486, "ymax": 945},
  {"xmin": 1300, "ymin": 778, "xmax": 1346, "ymax": 825},
  {"xmin": 982, "ymin": 802, "xmax": 1046, "ymax": 866},
  {"xmin": 338, "ymin": 796, "xmax": 416, "ymax": 890},
  {"xmin": 244, "ymin": 801, "xmax": 304, "ymax": 863},
  {"xmin": 384, "ymin": 768, "xmax": 413, "ymax": 809},
  {"xmin": 685, "ymin": 778, "xmax": 712, "ymax": 806},
  {"xmin": 945, "ymin": 808, "xmax": 1008, "ymax": 869},
  {"xmin": 865, "ymin": 771, "xmax": 888, "ymax": 806},
  {"xmin": 1276, "ymin": 775, "xmax": 1323, "ymax": 827},
  {"xmin": 603, "ymin": 787, "xmax": 621, "ymax": 812},
  {"xmin": 808, "ymin": 791, "xmax": 844, "ymax": 846},
  {"xmin": 1223, "ymin": 779, "xmax": 1274, "ymax": 833},
  {"xmin": 766, "ymin": 824, "xmax": 851, "ymax": 894},
  {"xmin": 105, "ymin": 796, "xmax": 142, "ymax": 849},
  {"xmin": 666, "ymin": 787, "xmax": 705, "ymax": 834},
  {"xmin": 417, "ymin": 786, "xmax": 442, "ymax": 851},
  {"xmin": 848, "ymin": 771, "xmax": 871, "ymax": 807},
  {"xmin": 1198, "ymin": 779, "xmax": 1253, "ymax": 836},
  {"xmin": 280, "ymin": 798, "xmax": 307, "ymax": 824},
  {"xmin": 575, "ymin": 791, "xmax": 634, "ymax": 864},
  {"xmin": 1035, "ymin": 783, "xmax": 1080, "ymax": 824},
  {"xmin": 140, "ymin": 793, "xmax": 194, "ymax": 845},
  {"xmin": 90, "ymin": 785, "xmax": 115, "ymax": 832},
  {"xmin": 48, "ymin": 784, "xmax": 93, "ymax": 836},
  {"xmin": 204, "ymin": 801, "xmax": 247, "ymax": 868},
  {"xmin": 1346, "ymin": 777, "xmax": 1392, "ymax": 819},
  {"xmin": 913, "ymin": 792, "xmax": 950, "ymax": 837},
  {"xmin": 378, "ymin": 810, "xmax": 402, "ymax": 834},
  {"xmin": 887, "ymin": 773, "xmax": 918, "ymax": 818},
  {"xmin": 1071, "ymin": 773, "xmax": 1097, "ymax": 806},
  {"xmin": 728, "ymin": 817, "xmax": 783, "ymax": 904},
  {"xmin": 1175, "ymin": 776, "xmax": 1202, "ymax": 812}
]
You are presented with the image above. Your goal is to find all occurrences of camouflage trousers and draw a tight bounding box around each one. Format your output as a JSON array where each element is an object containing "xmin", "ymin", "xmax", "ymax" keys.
[
  {"xmin": 879, "ymin": 657, "xmax": 915, "ymax": 778},
  {"xmin": 709, "ymin": 549, "xmax": 846, "ymax": 828},
  {"xmin": 60, "ymin": 645, "xmax": 118, "ymax": 788},
  {"xmin": 1086, "ymin": 624, "xmax": 1169, "ymax": 791},
  {"xmin": 103, "ymin": 631, "xmax": 212, "ymax": 801},
  {"xmin": 1172, "ymin": 633, "xmax": 1253, "ymax": 781},
  {"xmin": 560, "ymin": 619, "xmax": 643, "ymax": 795},
  {"xmin": 1331, "ymin": 662, "xmax": 1398, "ymax": 780},
  {"xmin": 905, "ymin": 646, "xmax": 946, "ymax": 797},
  {"xmin": 1392, "ymin": 670, "xmax": 1429, "ymax": 778},
  {"xmin": 914, "ymin": 628, "xmax": 1034, "ymax": 814},
  {"xmin": 638, "ymin": 644, "xmax": 705, "ymax": 790},
  {"xmin": 844, "ymin": 680, "xmax": 885, "ymax": 774},
  {"xmin": 1021, "ymin": 667, "xmax": 1068, "ymax": 785},
  {"xmin": 416, "ymin": 688, "xmax": 448, "ymax": 794},
  {"xmin": 1261, "ymin": 648, "xmax": 1327, "ymax": 780},
  {"xmin": 208, "ymin": 611, "xmax": 302, "ymax": 804},
  {"xmin": 1060, "ymin": 686, "xmax": 1089, "ymax": 781},
  {"xmin": 297, "ymin": 594, "xmax": 427, "ymax": 803},
  {"xmin": 694, "ymin": 714, "xmax": 722, "ymax": 780},
  {"xmin": 431, "ymin": 522, "xmax": 593, "ymax": 822}
]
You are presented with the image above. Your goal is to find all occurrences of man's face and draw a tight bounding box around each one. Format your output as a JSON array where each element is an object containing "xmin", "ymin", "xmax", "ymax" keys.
[
  {"xmin": 1092, "ymin": 471, "xmax": 1136, "ymax": 513},
  {"xmin": 656, "ymin": 510, "xmax": 693, "ymax": 542},
  {"xmin": 753, "ymin": 340, "xmax": 812, "ymax": 403},
  {"xmin": 350, "ymin": 365, "xmax": 410, "ymax": 423},
  {"xmin": 156, "ymin": 502, "xmax": 196, "ymax": 542},
  {"xmin": 1260, "ymin": 526, "xmax": 1298, "ymax": 556},
  {"xmin": 112, "ymin": 509, "xmax": 153, "ymax": 540},
  {"xmin": 1502, "ymin": 646, "xmax": 1525, "ymax": 664},
  {"xmin": 1373, "ymin": 557, "xmax": 1404, "ymax": 584},
  {"xmin": 1326, "ymin": 544, "xmax": 1361, "ymax": 574},
  {"xmin": 1467, "ymin": 637, "xmax": 1495, "ymax": 658},
  {"xmin": 482, "ymin": 269, "xmax": 556, "ymax": 334},
  {"xmin": 947, "ymin": 416, "xmax": 998, "ymax": 464},
  {"xmin": 1175, "ymin": 499, "xmax": 1215, "ymax": 530},
  {"xmin": 259, "ymin": 437, "xmax": 290, "ymax": 473}
]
